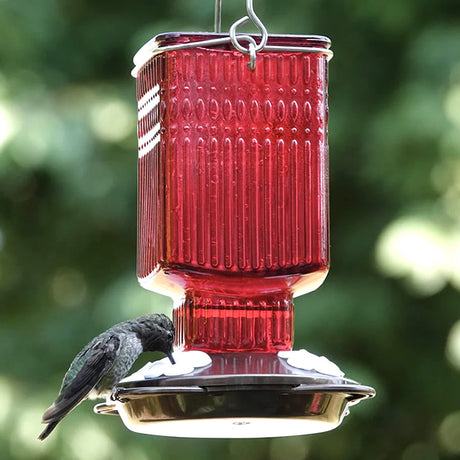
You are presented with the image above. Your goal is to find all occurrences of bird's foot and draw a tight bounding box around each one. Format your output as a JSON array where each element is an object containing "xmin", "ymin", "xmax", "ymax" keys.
[
  {"xmin": 109, "ymin": 388, "xmax": 119, "ymax": 402},
  {"xmin": 108, "ymin": 387, "xmax": 129, "ymax": 403}
]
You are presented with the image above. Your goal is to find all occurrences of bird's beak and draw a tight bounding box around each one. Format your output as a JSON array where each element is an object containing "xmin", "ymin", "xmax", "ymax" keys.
[{"xmin": 167, "ymin": 350, "xmax": 176, "ymax": 365}]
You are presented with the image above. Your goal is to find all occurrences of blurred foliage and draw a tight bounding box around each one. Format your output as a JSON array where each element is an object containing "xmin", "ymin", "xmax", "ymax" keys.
[{"xmin": 1, "ymin": 0, "xmax": 460, "ymax": 459}]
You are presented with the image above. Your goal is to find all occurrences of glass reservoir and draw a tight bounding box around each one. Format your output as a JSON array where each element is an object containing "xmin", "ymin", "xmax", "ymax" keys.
[{"xmin": 136, "ymin": 33, "xmax": 331, "ymax": 353}]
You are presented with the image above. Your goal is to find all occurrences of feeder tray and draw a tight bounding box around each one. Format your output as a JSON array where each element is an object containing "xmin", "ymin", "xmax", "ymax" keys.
[{"xmin": 95, "ymin": 353, "xmax": 374, "ymax": 438}]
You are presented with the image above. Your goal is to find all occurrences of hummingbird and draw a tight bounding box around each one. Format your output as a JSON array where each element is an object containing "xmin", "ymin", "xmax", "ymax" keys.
[{"xmin": 38, "ymin": 313, "xmax": 175, "ymax": 441}]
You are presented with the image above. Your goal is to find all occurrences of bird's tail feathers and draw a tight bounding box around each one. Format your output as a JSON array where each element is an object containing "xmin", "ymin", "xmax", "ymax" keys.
[
  {"xmin": 42, "ymin": 391, "xmax": 85, "ymax": 424},
  {"xmin": 38, "ymin": 421, "xmax": 59, "ymax": 441},
  {"xmin": 42, "ymin": 403, "xmax": 59, "ymax": 424},
  {"xmin": 39, "ymin": 393, "xmax": 87, "ymax": 441}
]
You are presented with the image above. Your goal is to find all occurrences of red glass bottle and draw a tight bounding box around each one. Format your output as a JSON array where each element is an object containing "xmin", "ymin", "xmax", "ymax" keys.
[{"xmin": 135, "ymin": 33, "xmax": 331, "ymax": 353}]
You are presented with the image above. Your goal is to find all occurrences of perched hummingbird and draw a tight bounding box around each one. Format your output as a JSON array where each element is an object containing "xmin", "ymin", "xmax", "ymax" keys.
[{"xmin": 38, "ymin": 313, "xmax": 175, "ymax": 441}]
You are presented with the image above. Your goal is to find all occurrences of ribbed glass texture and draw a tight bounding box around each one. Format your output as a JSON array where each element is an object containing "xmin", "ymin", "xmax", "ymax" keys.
[{"xmin": 136, "ymin": 33, "xmax": 331, "ymax": 352}]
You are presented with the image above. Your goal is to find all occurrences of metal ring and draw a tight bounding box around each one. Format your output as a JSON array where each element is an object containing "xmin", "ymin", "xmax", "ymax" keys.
[
  {"xmin": 229, "ymin": 17, "xmax": 253, "ymax": 54},
  {"xmin": 228, "ymin": 0, "xmax": 268, "ymax": 70},
  {"xmin": 229, "ymin": 31, "xmax": 258, "ymax": 56},
  {"xmin": 229, "ymin": 15, "xmax": 267, "ymax": 54}
]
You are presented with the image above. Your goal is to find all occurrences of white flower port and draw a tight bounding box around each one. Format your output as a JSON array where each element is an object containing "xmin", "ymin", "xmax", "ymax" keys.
[
  {"xmin": 121, "ymin": 349, "xmax": 344, "ymax": 382},
  {"xmin": 121, "ymin": 350, "xmax": 213, "ymax": 381}
]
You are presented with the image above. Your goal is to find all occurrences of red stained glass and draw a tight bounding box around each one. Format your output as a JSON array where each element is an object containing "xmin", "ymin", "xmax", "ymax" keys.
[{"xmin": 136, "ymin": 33, "xmax": 331, "ymax": 352}]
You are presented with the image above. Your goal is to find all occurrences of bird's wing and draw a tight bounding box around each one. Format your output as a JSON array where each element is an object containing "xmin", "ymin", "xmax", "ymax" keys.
[{"xmin": 42, "ymin": 334, "xmax": 121, "ymax": 424}]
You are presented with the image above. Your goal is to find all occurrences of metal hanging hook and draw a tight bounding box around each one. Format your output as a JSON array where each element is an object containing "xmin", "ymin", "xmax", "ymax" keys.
[{"xmin": 228, "ymin": 0, "xmax": 268, "ymax": 70}]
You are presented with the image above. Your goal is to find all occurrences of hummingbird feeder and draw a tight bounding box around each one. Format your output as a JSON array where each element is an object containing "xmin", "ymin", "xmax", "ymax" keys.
[{"xmin": 95, "ymin": 0, "xmax": 375, "ymax": 438}]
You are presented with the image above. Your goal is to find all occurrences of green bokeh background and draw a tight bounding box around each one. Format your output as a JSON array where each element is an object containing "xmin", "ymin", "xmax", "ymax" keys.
[{"xmin": 1, "ymin": 1, "xmax": 460, "ymax": 459}]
